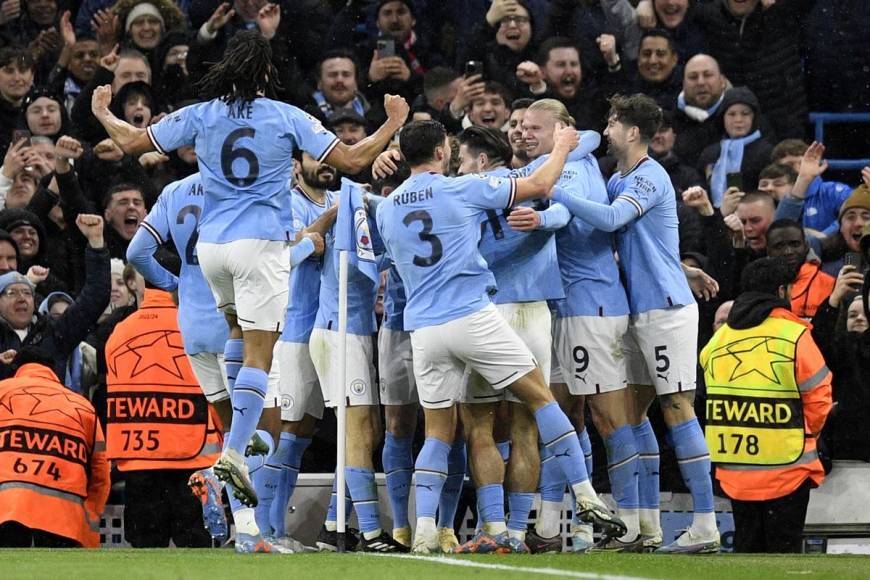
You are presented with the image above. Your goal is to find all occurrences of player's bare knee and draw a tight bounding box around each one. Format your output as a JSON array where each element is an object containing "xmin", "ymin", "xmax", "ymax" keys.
[
  {"xmin": 385, "ymin": 404, "xmax": 417, "ymax": 438},
  {"xmin": 659, "ymin": 391, "xmax": 697, "ymax": 425}
]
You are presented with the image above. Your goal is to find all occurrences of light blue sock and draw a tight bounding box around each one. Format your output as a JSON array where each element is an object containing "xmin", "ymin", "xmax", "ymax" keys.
[
  {"xmin": 253, "ymin": 435, "xmax": 284, "ymax": 535},
  {"xmin": 671, "ymin": 418, "xmax": 714, "ymax": 514},
  {"xmin": 478, "ymin": 484, "xmax": 505, "ymax": 525},
  {"xmin": 496, "ymin": 440, "xmax": 511, "ymax": 463},
  {"xmin": 226, "ymin": 367, "xmax": 267, "ymax": 454},
  {"xmin": 578, "ymin": 428, "xmax": 593, "ymax": 476},
  {"xmin": 268, "ymin": 432, "xmax": 299, "ymax": 536},
  {"xmin": 414, "ymin": 437, "xmax": 450, "ymax": 519},
  {"xmin": 382, "ymin": 433, "xmax": 413, "ymax": 529},
  {"xmin": 605, "ymin": 426, "xmax": 640, "ymax": 512},
  {"xmin": 632, "ymin": 420, "xmax": 660, "ymax": 511},
  {"xmin": 534, "ymin": 402, "xmax": 588, "ymax": 486},
  {"xmin": 538, "ymin": 444, "xmax": 566, "ymax": 502},
  {"xmin": 346, "ymin": 467, "xmax": 381, "ymax": 534},
  {"xmin": 223, "ymin": 338, "xmax": 244, "ymax": 394},
  {"xmin": 507, "ymin": 492, "xmax": 534, "ymax": 532},
  {"xmin": 438, "ymin": 439, "xmax": 466, "ymax": 529},
  {"xmin": 325, "ymin": 476, "xmax": 354, "ymax": 526}
]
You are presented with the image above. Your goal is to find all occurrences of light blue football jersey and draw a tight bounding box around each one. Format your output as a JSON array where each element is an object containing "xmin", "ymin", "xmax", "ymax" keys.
[
  {"xmin": 515, "ymin": 155, "xmax": 629, "ymax": 318},
  {"xmin": 314, "ymin": 210, "xmax": 384, "ymax": 337},
  {"xmin": 376, "ymin": 171, "xmax": 518, "ymax": 330},
  {"xmin": 134, "ymin": 173, "xmax": 229, "ymax": 355},
  {"xmin": 382, "ymin": 265, "xmax": 407, "ymax": 332},
  {"xmin": 279, "ymin": 187, "xmax": 337, "ymax": 343},
  {"xmin": 475, "ymin": 167, "xmax": 564, "ymax": 304},
  {"xmin": 147, "ymin": 99, "xmax": 339, "ymax": 244},
  {"xmin": 607, "ymin": 156, "xmax": 694, "ymax": 313}
]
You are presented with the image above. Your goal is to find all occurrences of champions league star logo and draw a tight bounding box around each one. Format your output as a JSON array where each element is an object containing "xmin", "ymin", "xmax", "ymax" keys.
[{"xmin": 354, "ymin": 207, "xmax": 375, "ymax": 263}]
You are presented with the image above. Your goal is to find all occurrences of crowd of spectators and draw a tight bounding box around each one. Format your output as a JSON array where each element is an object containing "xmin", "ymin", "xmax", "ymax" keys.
[{"xmin": 0, "ymin": 0, "xmax": 869, "ymax": 521}]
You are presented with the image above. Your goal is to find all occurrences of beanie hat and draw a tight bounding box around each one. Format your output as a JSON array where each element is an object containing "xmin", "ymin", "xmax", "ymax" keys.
[
  {"xmin": 377, "ymin": 0, "xmax": 415, "ymax": 17},
  {"xmin": 839, "ymin": 184, "xmax": 870, "ymax": 222},
  {"xmin": 0, "ymin": 271, "xmax": 34, "ymax": 295},
  {"xmin": 125, "ymin": 2, "xmax": 164, "ymax": 32}
]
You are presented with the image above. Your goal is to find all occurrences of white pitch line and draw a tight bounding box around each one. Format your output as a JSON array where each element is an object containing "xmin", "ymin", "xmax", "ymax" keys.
[{"xmin": 365, "ymin": 553, "xmax": 652, "ymax": 580}]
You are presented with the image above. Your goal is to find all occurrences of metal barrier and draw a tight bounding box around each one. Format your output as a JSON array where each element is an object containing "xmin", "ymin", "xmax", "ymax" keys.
[{"xmin": 809, "ymin": 112, "xmax": 870, "ymax": 170}]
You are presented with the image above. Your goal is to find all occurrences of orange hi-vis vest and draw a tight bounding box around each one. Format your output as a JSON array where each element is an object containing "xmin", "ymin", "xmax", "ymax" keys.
[
  {"xmin": 0, "ymin": 364, "xmax": 110, "ymax": 547},
  {"xmin": 701, "ymin": 307, "xmax": 833, "ymax": 501},
  {"xmin": 105, "ymin": 289, "xmax": 221, "ymax": 472}
]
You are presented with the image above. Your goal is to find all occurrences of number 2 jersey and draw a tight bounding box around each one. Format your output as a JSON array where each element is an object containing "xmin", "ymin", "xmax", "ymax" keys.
[
  {"xmin": 147, "ymin": 98, "xmax": 339, "ymax": 244},
  {"xmin": 376, "ymin": 171, "xmax": 518, "ymax": 331},
  {"xmin": 134, "ymin": 173, "xmax": 228, "ymax": 355}
]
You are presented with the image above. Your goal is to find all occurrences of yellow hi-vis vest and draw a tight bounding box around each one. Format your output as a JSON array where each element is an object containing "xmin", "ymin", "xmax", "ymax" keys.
[{"xmin": 700, "ymin": 316, "xmax": 806, "ymax": 465}]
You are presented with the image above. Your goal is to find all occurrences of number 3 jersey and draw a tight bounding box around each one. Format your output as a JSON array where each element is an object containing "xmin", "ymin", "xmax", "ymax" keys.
[
  {"xmin": 147, "ymin": 98, "xmax": 340, "ymax": 244},
  {"xmin": 376, "ymin": 171, "xmax": 518, "ymax": 331}
]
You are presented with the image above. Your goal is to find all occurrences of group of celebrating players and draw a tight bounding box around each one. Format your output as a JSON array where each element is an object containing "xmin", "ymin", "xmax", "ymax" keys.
[{"xmin": 93, "ymin": 30, "xmax": 721, "ymax": 556}]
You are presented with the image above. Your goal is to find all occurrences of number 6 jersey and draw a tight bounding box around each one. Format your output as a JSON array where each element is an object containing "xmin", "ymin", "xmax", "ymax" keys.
[
  {"xmin": 376, "ymin": 171, "xmax": 517, "ymax": 331},
  {"xmin": 146, "ymin": 99, "xmax": 340, "ymax": 243}
]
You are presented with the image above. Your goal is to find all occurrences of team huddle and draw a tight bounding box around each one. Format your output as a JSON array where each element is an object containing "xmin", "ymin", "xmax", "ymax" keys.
[{"xmin": 93, "ymin": 31, "xmax": 721, "ymax": 555}]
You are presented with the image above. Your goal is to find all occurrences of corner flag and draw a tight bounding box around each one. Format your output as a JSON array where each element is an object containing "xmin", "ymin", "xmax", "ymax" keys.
[{"xmin": 335, "ymin": 178, "xmax": 379, "ymax": 283}]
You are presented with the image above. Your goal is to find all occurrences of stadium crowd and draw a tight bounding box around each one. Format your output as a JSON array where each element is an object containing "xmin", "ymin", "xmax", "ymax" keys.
[{"xmin": 0, "ymin": 0, "xmax": 868, "ymax": 556}]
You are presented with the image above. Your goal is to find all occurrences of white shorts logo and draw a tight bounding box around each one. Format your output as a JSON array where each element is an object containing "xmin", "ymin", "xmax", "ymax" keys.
[
  {"xmin": 281, "ymin": 395, "xmax": 294, "ymax": 410},
  {"xmin": 350, "ymin": 379, "xmax": 367, "ymax": 396}
]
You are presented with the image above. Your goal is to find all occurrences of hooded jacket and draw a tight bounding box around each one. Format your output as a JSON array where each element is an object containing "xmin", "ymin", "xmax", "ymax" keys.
[{"xmin": 696, "ymin": 86, "xmax": 774, "ymax": 194}]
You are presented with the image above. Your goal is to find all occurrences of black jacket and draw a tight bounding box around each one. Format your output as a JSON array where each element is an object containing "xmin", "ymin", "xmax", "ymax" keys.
[
  {"xmin": 0, "ymin": 244, "xmax": 111, "ymax": 380},
  {"xmin": 810, "ymin": 297, "xmax": 870, "ymax": 461},
  {"xmin": 694, "ymin": 0, "xmax": 815, "ymax": 139}
]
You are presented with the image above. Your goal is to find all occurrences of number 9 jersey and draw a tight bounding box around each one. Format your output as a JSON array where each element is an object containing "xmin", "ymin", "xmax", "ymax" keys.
[
  {"xmin": 376, "ymin": 171, "xmax": 518, "ymax": 331},
  {"xmin": 146, "ymin": 99, "xmax": 340, "ymax": 244}
]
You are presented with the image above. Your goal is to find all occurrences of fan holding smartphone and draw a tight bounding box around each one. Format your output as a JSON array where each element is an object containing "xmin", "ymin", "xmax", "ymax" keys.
[{"xmin": 369, "ymin": 37, "xmax": 411, "ymax": 83}]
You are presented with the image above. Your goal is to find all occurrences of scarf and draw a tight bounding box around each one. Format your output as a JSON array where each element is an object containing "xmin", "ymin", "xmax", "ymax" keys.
[
  {"xmin": 677, "ymin": 91, "xmax": 724, "ymax": 123},
  {"xmin": 710, "ymin": 129, "xmax": 761, "ymax": 207},
  {"xmin": 403, "ymin": 31, "xmax": 425, "ymax": 75},
  {"xmin": 313, "ymin": 90, "xmax": 368, "ymax": 118}
]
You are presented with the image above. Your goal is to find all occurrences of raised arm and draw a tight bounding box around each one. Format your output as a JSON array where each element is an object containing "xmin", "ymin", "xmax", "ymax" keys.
[
  {"xmin": 90, "ymin": 85, "xmax": 155, "ymax": 155},
  {"xmin": 323, "ymin": 95, "xmax": 409, "ymax": 175}
]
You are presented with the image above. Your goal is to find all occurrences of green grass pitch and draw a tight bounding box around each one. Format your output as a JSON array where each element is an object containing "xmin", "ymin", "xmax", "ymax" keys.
[{"xmin": 3, "ymin": 549, "xmax": 869, "ymax": 580}]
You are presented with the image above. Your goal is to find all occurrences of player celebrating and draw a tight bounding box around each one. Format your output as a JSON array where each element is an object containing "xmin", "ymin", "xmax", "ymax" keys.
[
  {"xmin": 551, "ymin": 94, "xmax": 720, "ymax": 554},
  {"xmin": 376, "ymin": 120, "xmax": 626, "ymax": 555},
  {"xmin": 269, "ymin": 152, "xmax": 337, "ymax": 545},
  {"xmin": 90, "ymin": 30, "xmax": 409, "ymax": 537},
  {"xmin": 508, "ymin": 99, "xmax": 639, "ymax": 553}
]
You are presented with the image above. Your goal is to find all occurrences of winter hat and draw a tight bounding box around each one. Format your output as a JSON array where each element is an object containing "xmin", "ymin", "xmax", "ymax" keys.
[
  {"xmin": 717, "ymin": 86, "xmax": 762, "ymax": 134},
  {"xmin": 0, "ymin": 271, "xmax": 34, "ymax": 295},
  {"xmin": 839, "ymin": 185, "xmax": 870, "ymax": 222},
  {"xmin": 125, "ymin": 2, "xmax": 164, "ymax": 32}
]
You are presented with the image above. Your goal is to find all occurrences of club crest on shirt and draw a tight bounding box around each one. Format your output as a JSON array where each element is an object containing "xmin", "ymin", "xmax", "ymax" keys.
[
  {"xmin": 354, "ymin": 208, "xmax": 375, "ymax": 262},
  {"xmin": 350, "ymin": 379, "xmax": 367, "ymax": 396}
]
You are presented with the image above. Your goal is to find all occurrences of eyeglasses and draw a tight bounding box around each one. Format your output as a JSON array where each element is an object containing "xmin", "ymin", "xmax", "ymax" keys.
[
  {"xmin": 1, "ymin": 288, "xmax": 33, "ymax": 299},
  {"xmin": 499, "ymin": 15, "xmax": 530, "ymax": 26}
]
